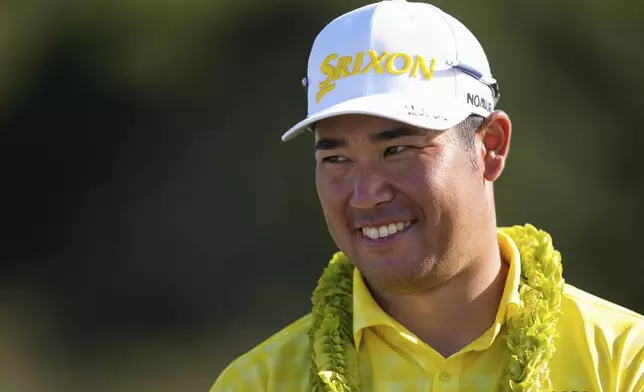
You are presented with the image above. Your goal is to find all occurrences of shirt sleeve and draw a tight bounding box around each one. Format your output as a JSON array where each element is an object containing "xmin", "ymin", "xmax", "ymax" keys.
[{"xmin": 209, "ymin": 354, "xmax": 269, "ymax": 392}]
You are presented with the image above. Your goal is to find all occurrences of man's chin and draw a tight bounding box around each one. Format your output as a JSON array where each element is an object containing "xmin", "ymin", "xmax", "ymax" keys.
[{"xmin": 355, "ymin": 257, "xmax": 430, "ymax": 294}]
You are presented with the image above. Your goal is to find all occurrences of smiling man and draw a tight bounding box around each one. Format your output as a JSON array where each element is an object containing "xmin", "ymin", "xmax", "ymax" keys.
[{"xmin": 211, "ymin": 1, "xmax": 644, "ymax": 391}]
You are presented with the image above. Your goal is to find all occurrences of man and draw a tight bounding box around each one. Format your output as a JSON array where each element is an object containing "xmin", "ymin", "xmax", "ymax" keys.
[{"xmin": 211, "ymin": 1, "xmax": 644, "ymax": 391}]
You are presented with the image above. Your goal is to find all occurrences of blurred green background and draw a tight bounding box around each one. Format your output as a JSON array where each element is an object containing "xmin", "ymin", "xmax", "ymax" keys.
[{"xmin": 1, "ymin": 0, "xmax": 642, "ymax": 391}]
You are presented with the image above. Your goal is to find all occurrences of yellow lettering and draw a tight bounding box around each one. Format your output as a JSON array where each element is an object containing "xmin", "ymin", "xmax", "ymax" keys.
[
  {"xmin": 350, "ymin": 52, "xmax": 364, "ymax": 75},
  {"xmin": 360, "ymin": 50, "xmax": 388, "ymax": 74},
  {"xmin": 316, "ymin": 84, "xmax": 335, "ymax": 104},
  {"xmin": 334, "ymin": 56, "xmax": 352, "ymax": 80},
  {"xmin": 316, "ymin": 52, "xmax": 438, "ymax": 104},
  {"xmin": 385, "ymin": 53, "xmax": 412, "ymax": 75},
  {"xmin": 319, "ymin": 54, "xmax": 338, "ymax": 89},
  {"xmin": 317, "ymin": 53, "xmax": 338, "ymax": 104},
  {"xmin": 410, "ymin": 55, "xmax": 436, "ymax": 80}
]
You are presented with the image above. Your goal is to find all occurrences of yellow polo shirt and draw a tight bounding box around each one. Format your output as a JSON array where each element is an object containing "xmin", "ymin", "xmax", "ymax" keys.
[{"xmin": 211, "ymin": 231, "xmax": 644, "ymax": 391}]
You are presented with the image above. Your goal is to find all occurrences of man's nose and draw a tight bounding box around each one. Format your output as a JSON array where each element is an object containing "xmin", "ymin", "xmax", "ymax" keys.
[{"xmin": 349, "ymin": 167, "xmax": 394, "ymax": 210}]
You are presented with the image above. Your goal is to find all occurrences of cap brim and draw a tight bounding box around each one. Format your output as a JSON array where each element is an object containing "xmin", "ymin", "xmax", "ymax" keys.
[{"xmin": 281, "ymin": 93, "xmax": 470, "ymax": 142}]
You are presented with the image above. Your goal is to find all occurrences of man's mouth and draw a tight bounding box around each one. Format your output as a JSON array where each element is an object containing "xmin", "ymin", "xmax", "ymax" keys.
[{"xmin": 358, "ymin": 220, "xmax": 413, "ymax": 240}]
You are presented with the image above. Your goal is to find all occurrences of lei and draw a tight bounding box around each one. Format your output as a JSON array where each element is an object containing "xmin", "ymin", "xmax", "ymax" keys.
[{"xmin": 308, "ymin": 224, "xmax": 565, "ymax": 392}]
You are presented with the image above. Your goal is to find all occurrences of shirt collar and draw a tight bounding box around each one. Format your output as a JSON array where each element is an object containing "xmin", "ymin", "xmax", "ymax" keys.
[{"xmin": 352, "ymin": 229, "xmax": 522, "ymax": 349}]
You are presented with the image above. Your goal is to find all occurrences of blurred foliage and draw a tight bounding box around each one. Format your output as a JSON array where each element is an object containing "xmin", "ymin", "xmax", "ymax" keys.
[{"xmin": 0, "ymin": 0, "xmax": 642, "ymax": 391}]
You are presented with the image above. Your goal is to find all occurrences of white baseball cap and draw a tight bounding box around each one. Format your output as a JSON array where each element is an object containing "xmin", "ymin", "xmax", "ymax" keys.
[{"xmin": 281, "ymin": 0, "xmax": 500, "ymax": 142}]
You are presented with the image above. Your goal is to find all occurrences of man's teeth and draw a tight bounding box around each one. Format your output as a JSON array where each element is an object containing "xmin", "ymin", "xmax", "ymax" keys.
[{"xmin": 361, "ymin": 221, "xmax": 412, "ymax": 239}]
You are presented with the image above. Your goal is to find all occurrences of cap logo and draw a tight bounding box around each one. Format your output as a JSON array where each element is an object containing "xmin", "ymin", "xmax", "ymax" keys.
[
  {"xmin": 316, "ymin": 50, "xmax": 437, "ymax": 104},
  {"xmin": 466, "ymin": 92, "xmax": 492, "ymax": 113}
]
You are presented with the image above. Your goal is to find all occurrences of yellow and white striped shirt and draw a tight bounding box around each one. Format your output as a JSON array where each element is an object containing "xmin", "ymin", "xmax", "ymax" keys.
[{"xmin": 211, "ymin": 231, "xmax": 644, "ymax": 391}]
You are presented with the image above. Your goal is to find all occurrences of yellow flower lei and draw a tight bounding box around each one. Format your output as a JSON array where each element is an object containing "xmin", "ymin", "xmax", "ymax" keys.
[{"xmin": 308, "ymin": 224, "xmax": 565, "ymax": 392}]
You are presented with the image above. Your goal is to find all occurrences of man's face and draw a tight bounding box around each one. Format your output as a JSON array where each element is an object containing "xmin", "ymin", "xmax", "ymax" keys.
[{"xmin": 314, "ymin": 114, "xmax": 491, "ymax": 294}]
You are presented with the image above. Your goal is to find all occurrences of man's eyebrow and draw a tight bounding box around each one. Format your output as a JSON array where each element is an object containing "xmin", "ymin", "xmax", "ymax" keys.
[
  {"xmin": 315, "ymin": 138, "xmax": 346, "ymax": 151},
  {"xmin": 371, "ymin": 127, "xmax": 425, "ymax": 142}
]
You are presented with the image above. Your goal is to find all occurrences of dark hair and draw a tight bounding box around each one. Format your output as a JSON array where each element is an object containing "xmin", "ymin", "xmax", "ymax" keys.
[{"xmin": 454, "ymin": 114, "xmax": 485, "ymax": 170}]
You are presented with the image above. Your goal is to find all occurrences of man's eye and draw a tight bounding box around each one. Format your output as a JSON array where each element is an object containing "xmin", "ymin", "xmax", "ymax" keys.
[
  {"xmin": 322, "ymin": 156, "xmax": 349, "ymax": 163},
  {"xmin": 384, "ymin": 145, "xmax": 407, "ymax": 157}
]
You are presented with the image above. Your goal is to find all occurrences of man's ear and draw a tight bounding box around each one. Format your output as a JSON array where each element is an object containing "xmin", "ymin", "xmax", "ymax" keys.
[{"xmin": 478, "ymin": 111, "xmax": 512, "ymax": 182}]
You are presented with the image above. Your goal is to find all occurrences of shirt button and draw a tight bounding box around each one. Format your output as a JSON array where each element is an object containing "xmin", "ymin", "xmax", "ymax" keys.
[{"xmin": 439, "ymin": 372, "xmax": 451, "ymax": 382}]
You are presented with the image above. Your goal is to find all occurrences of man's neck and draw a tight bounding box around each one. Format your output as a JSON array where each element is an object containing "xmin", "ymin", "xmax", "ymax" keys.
[{"xmin": 369, "ymin": 243, "xmax": 508, "ymax": 358}]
